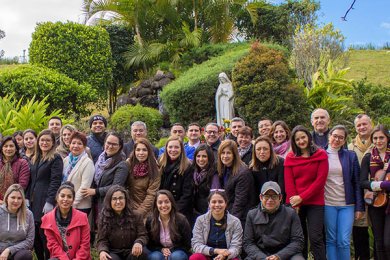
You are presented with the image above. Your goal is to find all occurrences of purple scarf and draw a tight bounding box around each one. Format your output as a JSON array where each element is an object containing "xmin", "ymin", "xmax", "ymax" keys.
[
  {"xmin": 273, "ymin": 140, "xmax": 290, "ymax": 158},
  {"xmin": 94, "ymin": 152, "xmax": 112, "ymax": 185}
]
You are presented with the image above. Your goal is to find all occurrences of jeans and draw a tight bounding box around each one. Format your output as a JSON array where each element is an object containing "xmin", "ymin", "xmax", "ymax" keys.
[
  {"xmin": 324, "ymin": 205, "xmax": 354, "ymax": 260},
  {"xmin": 148, "ymin": 249, "xmax": 188, "ymax": 260}
]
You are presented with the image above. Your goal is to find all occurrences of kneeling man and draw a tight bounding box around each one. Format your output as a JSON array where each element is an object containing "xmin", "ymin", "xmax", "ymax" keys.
[{"xmin": 244, "ymin": 181, "xmax": 304, "ymax": 260}]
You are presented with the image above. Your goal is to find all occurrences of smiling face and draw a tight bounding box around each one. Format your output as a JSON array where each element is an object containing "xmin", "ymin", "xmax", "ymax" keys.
[
  {"xmin": 170, "ymin": 125, "xmax": 185, "ymax": 140},
  {"xmin": 311, "ymin": 109, "xmax": 330, "ymax": 133},
  {"xmin": 104, "ymin": 135, "xmax": 121, "ymax": 157},
  {"xmin": 258, "ymin": 120, "xmax": 272, "ymax": 136},
  {"xmin": 255, "ymin": 140, "xmax": 271, "ymax": 162},
  {"xmin": 273, "ymin": 125, "xmax": 287, "ymax": 144},
  {"xmin": 6, "ymin": 191, "xmax": 23, "ymax": 214},
  {"xmin": 56, "ymin": 188, "xmax": 74, "ymax": 212},
  {"xmin": 24, "ymin": 132, "xmax": 37, "ymax": 150},
  {"xmin": 221, "ymin": 147, "xmax": 234, "ymax": 167},
  {"xmin": 231, "ymin": 121, "xmax": 244, "ymax": 137},
  {"xmin": 62, "ymin": 128, "xmax": 73, "ymax": 147},
  {"xmin": 157, "ymin": 194, "xmax": 172, "ymax": 217},
  {"xmin": 2, "ymin": 140, "xmax": 16, "ymax": 160},
  {"xmin": 294, "ymin": 131, "xmax": 309, "ymax": 152},
  {"xmin": 260, "ymin": 190, "xmax": 281, "ymax": 212},
  {"xmin": 167, "ymin": 140, "xmax": 181, "ymax": 161},
  {"xmin": 135, "ymin": 143, "xmax": 148, "ymax": 163},
  {"xmin": 329, "ymin": 129, "xmax": 346, "ymax": 149},
  {"xmin": 39, "ymin": 134, "xmax": 54, "ymax": 154},
  {"xmin": 205, "ymin": 125, "xmax": 220, "ymax": 145},
  {"xmin": 187, "ymin": 125, "xmax": 201, "ymax": 143},
  {"xmin": 91, "ymin": 120, "xmax": 106, "ymax": 134},
  {"xmin": 209, "ymin": 193, "xmax": 227, "ymax": 216},
  {"xmin": 196, "ymin": 150, "xmax": 209, "ymax": 169},
  {"xmin": 14, "ymin": 135, "xmax": 24, "ymax": 149},
  {"xmin": 48, "ymin": 119, "xmax": 62, "ymax": 135},
  {"xmin": 237, "ymin": 133, "xmax": 251, "ymax": 149},
  {"xmin": 70, "ymin": 138, "xmax": 85, "ymax": 156},
  {"xmin": 111, "ymin": 191, "xmax": 126, "ymax": 215},
  {"xmin": 355, "ymin": 116, "xmax": 373, "ymax": 140},
  {"xmin": 131, "ymin": 124, "xmax": 147, "ymax": 140},
  {"xmin": 372, "ymin": 131, "xmax": 388, "ymax": 152}
]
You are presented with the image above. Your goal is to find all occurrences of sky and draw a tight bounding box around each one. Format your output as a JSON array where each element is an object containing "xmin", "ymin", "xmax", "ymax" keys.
[{"xmin": 0, "ymin": 0, "xmax": 390, "ymax": 59}]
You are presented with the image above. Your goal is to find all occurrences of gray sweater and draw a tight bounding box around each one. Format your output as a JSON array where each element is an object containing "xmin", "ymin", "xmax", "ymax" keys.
[{"xmin": 0, "ymin": 204, "xmax": 35, "ymax": 255}]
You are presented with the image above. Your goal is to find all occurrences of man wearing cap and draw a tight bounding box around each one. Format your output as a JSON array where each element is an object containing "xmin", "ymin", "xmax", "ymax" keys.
[
  {"xmin": 87, "ymin": 115, "xmax": 108, "ymax": 163},
  {"xmin": 244, "ymin": 181, "xmax": 304, "ymax": 260}
]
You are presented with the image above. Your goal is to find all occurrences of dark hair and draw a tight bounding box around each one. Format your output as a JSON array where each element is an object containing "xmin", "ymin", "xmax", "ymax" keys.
[
  {"xmin": 12, "ymin": 131, "xmax": 23, "ymax": 138},
  {"xmin": 150, "ymin": 190, "xmax": 182, "ymax": 243},
  {"xmin": 192, "ymin": 144, "xmax": 216, "ymax": 181},
  {"xmin": 104, "ymin": 132, "xmax": 125, "ymax": 169},
  {"xmin": 205, "ymin": 122, "xmax": 219, "ymax": 131},
  {"xmin": 250, "ymin": 136, "xmax": 280, "ymax": 170},
  {"xmin": 290, "ymin": 125, "xmax": 318, "ymax": 156},
  {"xmin": 99, "ymin": 185, "xmax": 133, "ymax": 235},
  {"xmin": 32, "ymin": 129, "xmax": 57, "ymax": 163},
  {"xmin": 23, "ymin": 129, "xmax": 37, "ymax": 138},
  {"xmin": 171, "ymin": 123, "xmax": 185, "ymax": 129},
  {"xmin": 238, "ymin": 126, "xmax": 253, "ymax": 138},
  {"xmin": 0, "ymin": 136, "xmax": 20, "ymax": 159},
  {"xmin": 56, "ymin": 181, "xmax": 75, "ymax": 199},
  {"xmin": 270, "ymin": 121, "xmax": 291, "ymax": 144},
  {"xmin": 187, "ymin": 122, "xmax": 201, "ymax": 131},
  {"xmin": 207, "ymin": 190, "xmax": 228, "ymax": 229},
  {"xmin": 49, "ymin": 116, "xmax": 62, "ymax": 124},
  {"xmin": 127, "ymin": 138, "xmax": 159, "ymax": 182},
  {"xmin": 329, "ymin": 125, "xmax": 348, "ymax": 139},
  {"xmin": 370, "ymin": 124, "xmax": 390, "ymax": 143},
  {"xmin": 69, "ymin": 131, "xmax": 88, "ymax": 147}
]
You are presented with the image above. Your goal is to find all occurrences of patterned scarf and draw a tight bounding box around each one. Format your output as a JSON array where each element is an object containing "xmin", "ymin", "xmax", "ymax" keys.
[
  {"xmin": 238, "ymin": 144, "xmax": 252, "ymax": 158},
  {"xmin": 133, "ymin": 162, "xmax": 148, "ymax": 178},
  {"xmin": 273, "ymin": 140, "xmax": 291, "ymax": 158},
  {"xmin": 94, "ymin": 152, "xmax": 112, "ymax": 185},
  {"xmin": 193, "ymin": 168, "xmax": 208, "ymax": 186},
  {"xmin": 63, "ymin": 151, "xmax": 86, "ymax": 183},
  {"xmin": 354, "ymin": 135, "xmax": 372, "ymax": 153},
  {"xmin": 0, "ymin": 158, "xmax": 15, "ymax": 200},
  {"xmin": 369, "ymin": 143, "xmax": 390, "ymax": 179}
]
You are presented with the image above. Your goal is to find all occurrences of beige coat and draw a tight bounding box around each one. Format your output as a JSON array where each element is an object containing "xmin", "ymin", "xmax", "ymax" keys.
[{"xmin": 63, "ymin": 153, "xmax": 95, "ymax": 209}]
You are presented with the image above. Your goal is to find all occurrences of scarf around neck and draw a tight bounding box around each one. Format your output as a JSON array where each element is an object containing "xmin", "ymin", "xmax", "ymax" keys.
[
  {"xmin": 94, "ymin": 152, "xmax": 112, "ymax": 185},
  {"xmin": 133, "ymin": 162, "xmax": 148, "ymax": 178},
  {"xmin": 354, "ymin": 135, "xmax": 372, "ymax": 153},
  {"xmin": 0, "ymin": 157, "xmax": 15, "ymax": 200},
  {"xmin": 194, "ymin": 168, "xmax": 208, "ymax": 186},
  {"xmin": 369, "ymin": 143, "xmax": 390, "ymax": 179},
  {"xmin": 273, "ymin": 140, "xmax": 290, "ymax": 158},
  {"xmin": 238, "ymin": 144, "xmax": 252, "ymax": 158},
  {"xmin": 63, "ymin": 151, "xmax": 86, "ymax": 183}
]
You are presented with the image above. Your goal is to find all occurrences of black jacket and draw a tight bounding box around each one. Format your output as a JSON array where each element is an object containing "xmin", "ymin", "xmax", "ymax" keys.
[
  {"xmin": 244, "ymin": 205, "xmax": 304, "ymax": 259},
  {"xmin": 26, "ymin": 154, "xmax": 63, "ymax": 221},
  {"xmin": 192, "ymin": 167, "xmax": 218, "ymax": 216}
]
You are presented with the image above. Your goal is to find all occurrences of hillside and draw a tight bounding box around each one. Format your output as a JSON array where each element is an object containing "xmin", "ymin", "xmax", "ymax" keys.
[{"xmin": 345, "ymin": 49, "xmax": 390, "ymax": 87}]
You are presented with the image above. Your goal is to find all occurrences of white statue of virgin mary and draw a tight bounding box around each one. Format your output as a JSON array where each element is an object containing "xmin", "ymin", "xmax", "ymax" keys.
[{"xmin": 215, "ymin": 72, "xmax": 234, "ymax": 126}]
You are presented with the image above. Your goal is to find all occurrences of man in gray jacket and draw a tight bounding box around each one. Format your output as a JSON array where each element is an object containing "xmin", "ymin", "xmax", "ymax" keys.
[{"xmin": 244, "ymin": 181, "xmax": 304, "ymax": 260}]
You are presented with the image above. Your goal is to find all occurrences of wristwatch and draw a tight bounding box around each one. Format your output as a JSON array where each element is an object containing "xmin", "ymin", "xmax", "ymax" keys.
[{"xmin": 209, "ymin": 248, "xmax": 215, "ymax": 255}]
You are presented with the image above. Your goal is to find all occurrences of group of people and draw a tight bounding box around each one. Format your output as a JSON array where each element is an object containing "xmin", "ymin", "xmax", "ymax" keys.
[{"xmin": 0, "ymin": 108, "xmax": 388, "ymax": 260}]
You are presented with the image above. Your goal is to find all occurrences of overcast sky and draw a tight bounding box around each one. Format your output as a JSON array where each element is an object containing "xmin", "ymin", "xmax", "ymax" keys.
[{"xmin": 1, "ymin": 0, "xmax": 390, "ymax": 59}]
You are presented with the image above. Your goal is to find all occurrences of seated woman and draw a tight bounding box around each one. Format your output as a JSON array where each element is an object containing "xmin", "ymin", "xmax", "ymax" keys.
[
  {"xmin": 0, "ymin": 184, "xmax": 34, "ymax": 260},
  {"xmin": 145, "ymin": 190, "xmax": 191, "ymax": 260},
  {"xmin": 191, "ymin": 190, "xmax": 242, "ymax": 260},
  {"xmin": 96, "ymin": 185, "xmax": 147, "ymax": 260},
  {"xmin": 41, "ymin": 182, "xmax": 91, "ymax": 260}
]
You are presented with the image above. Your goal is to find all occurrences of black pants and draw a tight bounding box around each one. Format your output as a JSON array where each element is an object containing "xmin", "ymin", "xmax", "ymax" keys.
[
  {"xmin": 368, "ymin": 206, "xmax": 390, "ymax": 260},
  {"xmin": 34, "ymin": 221, "xmax": 49, "ymax": 260},
  {"xmin": 109, "ymin": 252, "xmax": 148, "ymax": 260},
  {"xmin": 353, "ymin": 226, "xmax": 370, "ymax": 260},
  {"xmin": 298, "ymin": 205, "xmax": 326, "ymax": 260}
]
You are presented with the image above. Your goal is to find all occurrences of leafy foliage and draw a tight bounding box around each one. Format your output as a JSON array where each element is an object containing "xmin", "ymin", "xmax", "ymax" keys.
[
  {"xmin": 232, "ymin": 42, "xmax": 309, "ymax": 129},
  {"xmin": 29, "ymin": 21, "xmax": 113, "ymax": 99},
  {"xmin": 0, "ymin": 94, "xmax": 61, "ymax": 135},
  {"xmin": 110, "ymin": 104, "xmax": 163, "ymax": 143},
  {"xmin": 160, "ymin": 44, "xmax": 250, "ymax": 126},
  {"xmin": 0, "ymin": 65, "xmax": 97, "ymax": 117}
]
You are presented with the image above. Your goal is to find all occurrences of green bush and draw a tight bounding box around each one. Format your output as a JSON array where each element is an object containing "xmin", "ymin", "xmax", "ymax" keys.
[
  {"xmin": 0, "ymin": 65, "xmax": 97, "ymax": 117},
  {"xmin": 110, "ymin": 104, "xmax": 163, "ymax": 143},
  {"xmin": 29, "ymin": 21, "xmax": 113, "ymax": 99},
  {"xmin": 160, "ymin": 44, "xmax": 250, "ymax": 126},
  {"xmin": 232, "ymin": 42, "xmax": 309, "ymax": 129}
]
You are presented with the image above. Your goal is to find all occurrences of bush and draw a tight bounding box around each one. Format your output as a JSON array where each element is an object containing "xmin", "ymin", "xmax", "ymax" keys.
[
  {"xmin": 232, "ymin": 43, "xmax": 309, "ymax": 129},
  {"xmin": 0, "ymin": 65, "xmax": 97, "ymax": 117},
  {"xmin": 160, "ymin": 44, "xmax": 250, "ymax": 126},
  {"xmin": 29, "ymin": 21, "xmax": 113, "ymax": 99},
  {"xmin": 110, "ymin": 104, "xmax": 163, "ymax": 143}
]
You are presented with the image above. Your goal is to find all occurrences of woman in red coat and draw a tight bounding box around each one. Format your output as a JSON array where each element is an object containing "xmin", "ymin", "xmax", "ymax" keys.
[
  {"xmin": 284, "ymin": 125, "xmax": 328, "ymax": 260},
  {"xmin": 41, "ymin": 182, "xmax": 91, "ymax": 260}
]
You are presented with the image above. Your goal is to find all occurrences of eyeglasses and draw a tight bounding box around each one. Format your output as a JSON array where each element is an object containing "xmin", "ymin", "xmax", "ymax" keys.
[
  {"xmin": 106, "ymin": 141, "xmax": 119, "ymax": 147},
  {"xmin": 205, "ymin": 130, "xmax": 218, "ymax": 135},
  {"xmin": 261, "ymin": 194, "xmax": 280, "ymax": 201},
  {"xmin": 111, "ymin": 196, "xmax": 125, "ymax": 201},
  {"xmin": 331, "ymin": 134, "xmax": 345, "ymax": 141}
]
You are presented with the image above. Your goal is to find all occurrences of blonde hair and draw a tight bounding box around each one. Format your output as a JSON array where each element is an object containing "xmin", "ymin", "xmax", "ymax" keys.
[
  {"xmin": 32, "ymin": 129, "xmax": 57, "ymax": 164},
  {"xmin": 159, "ymin": 136, "xmax": 190, "ymax": 175},
  {"xmin": 4, "ymin": 184, "xmax": 28, "ymax": 231},
  {"xmin": 217, "ymin": 139, "xmax": 243, "ymax": 177}
]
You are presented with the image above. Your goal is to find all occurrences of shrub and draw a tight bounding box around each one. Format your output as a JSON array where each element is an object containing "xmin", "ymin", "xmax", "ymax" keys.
[
  {"xmin": 110, "ymin": 104, "xmax": 163, "ymax": 143},
  {"xmin": 29, "ymin": 21, "xmax": 113, "ymax": 99},
  {"xmin": 232, "ymin": 43, "xmax": 309, "ymax": 129},
  {"xmin": 0, "ymin": 65, "xmax": 97, "ymax": 117},
  {"xmin": 160, "ymin": 44, "xmax": 250, "ymax": 126}
]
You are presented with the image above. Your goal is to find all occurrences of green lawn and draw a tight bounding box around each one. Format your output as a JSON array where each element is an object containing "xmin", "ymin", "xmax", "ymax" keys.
[{"xmin": 345, "ymin": 49, "xmax": 390, "ymax": 87}]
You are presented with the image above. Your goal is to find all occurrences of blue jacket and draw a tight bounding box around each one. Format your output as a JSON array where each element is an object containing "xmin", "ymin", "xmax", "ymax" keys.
[
  {"xmin": 337, "ymin": 148, "xmax": 364, "ymax": 212},
  {"xmin": 87, "ymin": 134, "xmax": 105, "ymax": 164},
  {"xmin": 158, "ymin": 143, "xmax": 195, "ymax": 160}
]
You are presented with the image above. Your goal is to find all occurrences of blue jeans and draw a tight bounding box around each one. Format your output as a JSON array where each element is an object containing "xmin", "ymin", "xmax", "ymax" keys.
[
  {"xmin": 148, "ymin": 249, "xmax": 188, "ymax": 260},
  {"xmin": 324, "ymin": 205, "xmax": 354, "ymax": 260}
]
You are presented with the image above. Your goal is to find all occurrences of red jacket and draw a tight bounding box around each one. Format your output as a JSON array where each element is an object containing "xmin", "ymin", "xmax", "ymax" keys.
[
  {"xmin": 0, "ymin": 157, "xmax": 30, "ymax": 189},
  {"xmin": 41, "ymin": 208, "xmax": 91, "ymax": 260},
  {"xmin": 284, "ymin": 149, "xmax": 329, "ymax": 206}
]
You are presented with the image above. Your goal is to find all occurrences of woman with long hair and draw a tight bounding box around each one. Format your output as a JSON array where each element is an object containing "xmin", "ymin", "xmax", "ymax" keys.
[
  {"xmin": 217, "ymin": 139, "xmax": 254, "ymax": 224},
  {"xmin": 323, "ymin": 125, "xmax": 364, "ymax": 260},
  {"xmin": 192, "ymin": 144, "xmax": 219, "ymax": 218},
  {"xmin": 96, "ymin": 185, "xmax": 147, "ymax": 260},
  {"xmin": 270, "ymin": 120, "xmax": 291, "ymax": 159},
  {"xmin": 360, "ymin": 124, "xmax": 390, "ymax": 260},
  {"xmin": 26, "ymin": 129, "xmax": 63, "ymax": 260},
  {"xmin": 191, "ymin": 190, "xmax": 242, "ymax": 260},
  {"xmin": 56, "ymin": 124, "xmax": 77, "ymax": 159},
  {"xmin": 159, "ymin": 136, "xmax": 193, "ymax": 218},
  {"xmin": 127, "ymin": 138, "xmax": 160, "ymax": 216},
  {"xmin": 41, "ymin": 182, "xmax": 91, "ymax": 259},
  {"xmin": 62, "ymin": 131, "xmax": 95, "ymax": 215},
  {"xmin": 145, "ymin": 190, "xmax": 191, "ymax": 260},
  {"xmin": 0, "ymin": 184, "xmax": 34, "ymax": 260},
  {"xmin": 250, "ymin": 136, "xmax": 285, "ymax": 205},
  {"xmin": 284, "ymin": 125, "xmax": 328, "ymax": 260},
  {"xmin": 0, "ymin": 136, "xmax": 30, "ymax": 202},
  {"xmin": 22, "ymin": 129, "xmax": 37, "ymax": 161},
  {"xmin": 12, "ymin": 131, "xmax": 24, "ymax": 154}
]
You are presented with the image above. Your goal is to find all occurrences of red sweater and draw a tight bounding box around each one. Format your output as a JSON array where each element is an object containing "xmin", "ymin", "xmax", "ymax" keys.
[{"xmin": 284, "ymin": 149, "xmax": 328, "ymax": 206}]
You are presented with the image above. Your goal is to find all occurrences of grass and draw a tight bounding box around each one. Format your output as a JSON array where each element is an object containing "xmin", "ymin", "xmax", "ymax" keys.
[{"xmin": 345, "ymin": 50, "xmax": 390, "ymax": 87}]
